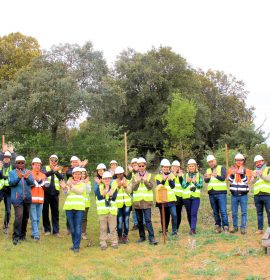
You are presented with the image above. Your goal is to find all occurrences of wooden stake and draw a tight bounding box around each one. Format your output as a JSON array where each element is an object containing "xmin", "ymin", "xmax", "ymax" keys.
[
  {"xmin": 2, "ymin": 135, "xmax": 5, "ymax": 151},
  {"xmin": 124, "ymin": 132, "xmax": 128, "ymax": 174},
  {"xmin": 162, "ymin": 203, "xmax": 166, "ymax": 244}
]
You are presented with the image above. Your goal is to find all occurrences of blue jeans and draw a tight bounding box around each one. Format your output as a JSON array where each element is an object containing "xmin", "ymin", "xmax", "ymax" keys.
[
  {"xmin": 209, "ymin": 193, "xmax": 229, "ymax": 227},
  {"xmin": 183, "ymin": 198, "xmax": 200, "ymax": 231},
  {"xmin": 117, "ymin": 205, "xmax": 131, "ymax": 237},
  {"xmin": 135, "ymin": 208, "xmax": 155, "ymax": 240},
  {"xmin": 231, "ymin": 194, "xmax": 248, "ymax": 229},
  {"xmin": 254, "ymin": 195, "xmax": 270, "ymax": 230},
  {"xmin": 30, "ymin": 203, "xmax": 43, "ymax": 237},
  {"xmin": 66, "ymin": 210, "xmax": 84, "ymax": 249}
]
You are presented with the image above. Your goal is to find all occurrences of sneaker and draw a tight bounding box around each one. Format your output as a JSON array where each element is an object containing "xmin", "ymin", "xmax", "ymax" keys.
[
  {"xmin": 255, "ymin": 229, "xmax": 264, "ymax": 235},
  {"xmin": 34, "ymin": 236, "xmax": 40, "ymax": 241},
  {"xmin": 149, "ymin": 238, "xmax": 158, "ymax": 245},
  {"xmin": 122, "ymin": 235, "xmax": 129, "ymax": 244},
  {"xmin": 230, "ymin": 227, "xmax": 238, "ymax": 233},
  {"xmin": 81, "ymin": 233, "xmax": 88, "ymax": 240},
  {"xmin": 132, "ymin": 225, "xmax": 138, "ymax": 231},
  {"xmin": 53, "ymin": 233, "xmax": 62, "ymax": 238},
  {"xmin": 214, "ymin": 225, "xmax": 222, "ymax": 234},
  {"xmin": 240, "ymin": 228, "xmax": 246, "ymax": 235},
  {"xmin": 223, "ymin": 226, "xmax": 229, "ymax": 234},
  {"xmin": 44, "ymin": 232, "xmax": 51, "ymax": 236},
  {"xmin": 137, "ymin": 237, "xmax": 146, "ymax": 243}
]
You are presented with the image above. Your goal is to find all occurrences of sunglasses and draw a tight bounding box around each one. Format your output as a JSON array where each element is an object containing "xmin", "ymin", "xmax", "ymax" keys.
[
  {"xmin": 138, "ymin": 165, "xmax": 145, "ymax": 167},
  {"xmin": 16, "ymin": 161, "xmax": 25, "ymax": 164}
]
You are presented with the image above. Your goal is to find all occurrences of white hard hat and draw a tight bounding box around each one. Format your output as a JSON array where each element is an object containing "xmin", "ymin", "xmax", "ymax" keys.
[
  {"xmin": 32, "ymin": 157, "xmax": 42, "ymax": 164},
  {"xmin": 72, "ymin": 167, "xmax": 82, "ymax": 173},
  {"xmin": 187, "ymin": 159, "xmax": 197, "ymax": 165},
  {"xmin": 110, "ymin": 160, "xmax": 118, "ymax": 165},
  {"xmin": 15, "ymin": 156, "xmax": 26, "ymax": 162},
  {"xmin": 80, "ymin": 167, "xmax": 87, "ymax": 172},
  {"xmin": 160, "ymin": 159, "xmax": 171, "ymax": 167},
  {"xmin": 70, "ymin": 156, "xmax": 80, "ymax": 161},
  {"xmin": 206, "ymin": 155, "xmax": 216, "ymax": 162},
  {"xmin": 254, "ymin": 155, "xmax": 264, "ymax": 162},
  {"xmin": 115, "ymin": 166, "xmax": 125, "ymax": 174},
  {"xmin": 137, "ymin": 157, "xmax": 146, "ymax": 164},
  {"xmin": 96, "ymin": 163, "xmax": 106, "ymax": 170},
  {"xmin": 4, "ymin": 151, "xmax": 12, "ymax": 157},
  {"xmin": 171, "ymin": 160, "xmax": 180, "ymax": 167},
  {"xmin": 235, "ymin": 153, "xmax": 245, "ymax": 160},
  {"xmin": 102, "ymin": 171, "xmax": 112, "ymax": 179},
  {"xmin": 49, "ymin": 154, "xmax": 58, "ymax": 159},
  {"xmin": 131, "ymin": 158, "xmax": 138, "ymax": 164}
]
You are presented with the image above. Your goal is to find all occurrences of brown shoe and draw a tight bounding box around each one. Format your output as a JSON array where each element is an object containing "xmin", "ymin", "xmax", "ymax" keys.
[
  {"xmin": 122, "ymin": 235, "xmax": 128, "ymax": 244},
  {"xmin": 214, "ymin": 225, "xmax": 222, "ymax": 233},
  {"xmin": 255, "ymin": 230, "xmax": 263, "ymax": 234},
  {"xmin": 229, "ymin": 227, "xmax": 238, "ymax": 233},
  {"xmin": 53, "ymin": 233, "xmax": 62, "ymax": 238},
  {"xmin": 44, "ymin": 232, "xmax": 51, "ymax": 236}
]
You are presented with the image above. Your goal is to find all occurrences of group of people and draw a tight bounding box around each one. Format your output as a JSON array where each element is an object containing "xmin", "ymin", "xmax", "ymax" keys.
[{"xmin": 0, "ymin": 148, "xmax": 270, "ymax": 253}]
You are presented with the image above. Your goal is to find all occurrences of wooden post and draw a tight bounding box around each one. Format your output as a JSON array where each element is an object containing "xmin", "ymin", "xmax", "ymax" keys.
[
  {"xmin": 124, "ymin": 132, "xmax": 128, "ymax": 174},
  {"xmin": 162, "ymin": 203, "xmax": 166, "ymax": 244},
  {"xmin": 225, "ymin": 144, "xmax": 229, "ymax": 187},
  {"xmin": 2, "ymin": 135, "xmax": 5, "ymax": 151}
]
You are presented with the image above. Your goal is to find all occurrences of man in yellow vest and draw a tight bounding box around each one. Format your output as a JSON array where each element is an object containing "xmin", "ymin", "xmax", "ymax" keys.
[
  {"xmin": 204, "ymin": 155, "xmax": 229, "ymax": 233},
  {"xmin": 42, "ymin": 154, "xmax": 64, "ymax": 237},
  {"xmin": 251, "ymin": 155, "xmax": 270, "ymax": 234},
  {"xmin": 131, "ymin": 157, "xmax": 158, "ymax": 245}
]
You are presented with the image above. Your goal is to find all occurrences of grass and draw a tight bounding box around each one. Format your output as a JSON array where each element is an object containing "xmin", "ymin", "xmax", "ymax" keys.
[{"xmin": 0, "ymin": 190, "xmax": 270, "ymax": 280}]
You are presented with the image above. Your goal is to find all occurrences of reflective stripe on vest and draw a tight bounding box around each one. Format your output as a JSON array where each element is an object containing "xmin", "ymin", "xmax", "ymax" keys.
[
  {"xmin": 173, "ymin": 176, "xmax": 183, "ymax": 197},
  {"xmin": 0, "ymin": 165, "xmax": 12, "ymax": 190},
  {"xmin": 207, "ymin": 165, "xmax": 227, "ymax": 192},
  {"xmin": 155, "ymin": 174, "xmax": 177, "ymax": 202},
  {"xmin": 45, "ymin": 166, "xmax": 60, "ymax": 190},
  {"xmin": 113, "ymin": 180, "xmax": 132, "ymax": 208},
  {"xmin": 63, "ymin": 182, "xmax": 85, "ymax": 211},
  {"xmin": 182, "ymin": 173, "xmax": 201, "ymax": 199},
  {"xmin": 253, "ymin": 167, "xmax": 270, "ymax": 195},
  {"xmin": 96, "ymin": 184, "xmax": 118, "ymax": 215},
  {"xmin": 133, "ymin": 174, "xmax": 153, "ymax": 202}
]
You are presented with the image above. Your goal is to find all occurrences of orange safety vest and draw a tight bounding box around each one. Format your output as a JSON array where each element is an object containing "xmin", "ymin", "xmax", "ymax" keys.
[{"xmin": 31, "ymin": 170, "xmax": 46, "ymax": 204}]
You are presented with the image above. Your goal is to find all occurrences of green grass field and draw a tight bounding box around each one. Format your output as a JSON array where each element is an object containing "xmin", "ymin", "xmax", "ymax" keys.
[{"xmin": 0, "ymin": 189, "xmax": 269, "ymax": 280}]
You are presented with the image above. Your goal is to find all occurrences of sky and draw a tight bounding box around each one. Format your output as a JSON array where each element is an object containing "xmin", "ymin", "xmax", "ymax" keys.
[{"xmin": 1, "ymin": 0, "xmax": 269, "ymax": 143}]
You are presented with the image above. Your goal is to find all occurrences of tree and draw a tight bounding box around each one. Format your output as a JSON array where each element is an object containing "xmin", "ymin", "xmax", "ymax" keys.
[
  {"xmin": 163, "ymin": 92, "xmax": 196, "ymax": 163},
  {"xmin": 0, "ymin": 32, "xmax": 41, "ymax": 82}
]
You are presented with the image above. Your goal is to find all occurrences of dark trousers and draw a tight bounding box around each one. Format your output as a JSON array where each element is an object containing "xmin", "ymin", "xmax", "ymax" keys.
[
  {"xmin": 66, "ymin": 210, "xmax": 84, "ymax": 250},
  {"xmin": 42, "ymin": 194, "xmax": 59, "ymax": 234},
  {"xmin": 135, "ymin": 208, "xmax": 155, "ymax": 240},
  {"xmin": 0, "ymin": 189, "xmax": 12, "ymax": 229},
  {"xmin": 117, "ymin": 205, "xmax": 131, "ymax": 237},
  {"xmin": 13, "ymin": 202, "xmax": 30, "ymax": 241},
  {"xmin": 158, "ymin": 204, "xmax": 177, "ymax": 234},
  {"xmin": 254, "ymin": 195, "xmax": 270, "ymax": 230},
  {"xmin": 183, "ymin": 198, "xmax": 200, "ymax": 231},
  {"xmin": 82, "ymin": 207, "xmax": 89, "ymax": 234},
  {"xmin": 176, "ymin": 197, "xmax": 184, "ymax": 230}
]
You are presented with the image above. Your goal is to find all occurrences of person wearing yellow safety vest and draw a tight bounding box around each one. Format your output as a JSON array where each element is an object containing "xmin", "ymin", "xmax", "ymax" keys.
[
  {"xmin": 81, "ymin": 168, "xmax": 92, "ymax": 241},
  {"xmin": 95, "ymin": 171, "xmax": 118, "ymax": 250},
  {"xmin": 0, "ymin": 151, "xmax": 15, "ymax": 234},
  {"xmin": 61, "ymin": 167, "xmax": 86, "ymax": 253},
  {"xmin": 204, "ymin": 155, "xmax": 229, "ymax": 234},
  {"xmin": 155, "ymin": 159, "xmax": 177, "ymax": 236},
  {"xmin": 42, "ymin": 154, "xmax": 64, "ymax": 237},
  {"xmin": 250, "ymin": 155, "xmax": 270, "ymax": 234},
  {"xmin": 171, "ymin": 160, "xmax": 185, "ymax": 232},
  {"xmin": 109, "ymin": 160, "xmax": 118, "ymax": 179},
  {"xmin": 131, "ymin": 157, "xmax": 158, "ymax": 245},
  {"xmin": 94, "ymin": 163, "xmax": 107, "ymax": 194},
  {"xmin": 113, "ymin": 166, "xmax": 132, "ymax": 244},
  {"xmin": 182, "ymin": 159, "xmax": 203, "ymax": 235}
]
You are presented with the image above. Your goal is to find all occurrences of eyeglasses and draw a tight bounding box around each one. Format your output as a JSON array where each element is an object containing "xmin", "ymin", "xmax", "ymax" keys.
[
  {"xmin": 138, "ymin": 165, "xmax": 145, "ymax": 167},
  {"xmin": 50, "ymin": 159, "xmax": 58, "ymax": 162},
  {"xmin": 16, "ymin": 161, "xmax": 25, "ymax": 164}
]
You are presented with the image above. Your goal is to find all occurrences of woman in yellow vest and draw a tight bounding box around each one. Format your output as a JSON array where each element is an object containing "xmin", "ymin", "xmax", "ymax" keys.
[
  {"xmin": 81, "ymin": 168, "xmax": 91, "ymax": 240},
  {"xmin": 113, "ymin": 166, "xmax": 132, "ymax": 244},
  {"xmin": 171, "ymin": 160, "xmax": 185, "ymax": 232},
  {"xmin": 155, "ymin": 159, "xmax": 177, "ymax": 236},
  {"xmin": 182, "ymin": 159, "xmax": 203, "ymax": 235},
  {"xmin": 251, "ymin": 155, "xmax": 270, "ymax": 234},
  {"xmin": 60, "ymin": 167, "xmax": 85, "ymax": 253},
  {"xmin": 95, "ymin": 171, "xmax": 118, "ymax": 250}
]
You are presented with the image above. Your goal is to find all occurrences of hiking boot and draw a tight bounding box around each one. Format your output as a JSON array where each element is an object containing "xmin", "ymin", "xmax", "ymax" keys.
[
  {"xmin": 240, "ymin": 228, "xmax": 246, "ymax": 235},
  {"xmin": 230, "ymin": 227, "xmax": 238, "ymax": 233},
  {"xmin": 137, "ymin": 237, "xmax": 146, "ymax": 243},
  {"xmin": 149, "ymin": 238, "xmax": 158, "ymax": 245},
  {"xmin": 223, "ymin": 226, "xmax": 229, "ymax": 234},
  {"xmin": 122, "ymin": 235, "xmax": 129, "ymax": 244},
  {"xmin": 81, "ymin": 233, "xmax": 88, "ymax": 240},
  {"xmin": 214, "ymin": 225, "xmax": 222, "ymax": 233},
  {"xmin": 255, "ymin": 229, "xmax": 264, "ymax": 235}
]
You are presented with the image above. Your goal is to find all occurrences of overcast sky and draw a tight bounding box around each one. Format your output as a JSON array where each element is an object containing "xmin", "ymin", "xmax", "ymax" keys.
[{"xmin": 1, "ymin": 0, "xmax": 269, "ymax": 143}]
